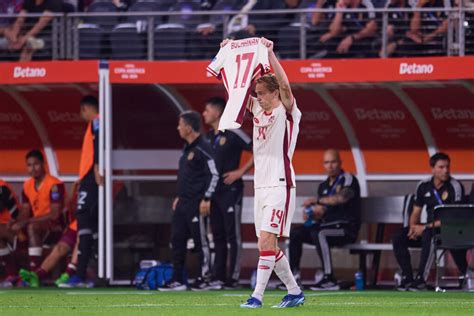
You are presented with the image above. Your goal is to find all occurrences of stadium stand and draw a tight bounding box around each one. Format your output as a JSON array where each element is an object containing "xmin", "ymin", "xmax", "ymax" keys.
[{"xmin": 1, "ymin": 0, "xmax": 474, "ymax": 61}]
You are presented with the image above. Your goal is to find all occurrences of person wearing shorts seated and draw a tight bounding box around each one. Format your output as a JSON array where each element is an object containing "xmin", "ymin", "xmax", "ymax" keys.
[
  {"xmin": 11, "ymin": 150, "xmax": 66, "ymax": 276},
  {"xmin": 19, "ymin": 219, "xmax": 78, "ymax": 287}
]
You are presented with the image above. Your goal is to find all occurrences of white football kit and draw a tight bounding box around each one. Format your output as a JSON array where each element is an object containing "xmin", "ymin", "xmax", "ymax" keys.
[
  {"xmin": 249, "ymin": 97, "xmax": 302, "ymax": 237},
  {"xmin": 206, "ymin": 38, "xmax": 270, "ymax": 130}
]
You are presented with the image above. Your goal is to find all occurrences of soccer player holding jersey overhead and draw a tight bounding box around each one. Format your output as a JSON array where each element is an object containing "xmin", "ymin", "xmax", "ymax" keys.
[{"xmin": 213, "ymin": 38, "xmax": 304, "ymax": 308}]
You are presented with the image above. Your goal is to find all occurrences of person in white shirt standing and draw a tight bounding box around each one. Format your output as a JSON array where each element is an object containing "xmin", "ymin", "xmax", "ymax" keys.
[{"xmin": 218, "ymin": 37, "xmax": 304, "ymax": 309}]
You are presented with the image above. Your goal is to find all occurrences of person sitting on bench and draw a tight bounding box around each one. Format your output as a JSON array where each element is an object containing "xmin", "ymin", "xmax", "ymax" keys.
[
  {"xmin": 392, "ymin": 152, "xmax": 468, "ymax": 291},
  {"xmin": 288, "ymin": 149, "xmax": 361, "ymax": 291}
]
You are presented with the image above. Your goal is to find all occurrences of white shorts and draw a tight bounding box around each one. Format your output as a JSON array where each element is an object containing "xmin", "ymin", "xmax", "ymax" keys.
[{"xmin": 254, "ymin": 186, "xmax": 296, "ymax": 238}]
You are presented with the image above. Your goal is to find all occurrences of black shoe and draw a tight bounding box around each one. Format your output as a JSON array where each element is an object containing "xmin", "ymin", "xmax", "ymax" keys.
[
  {"xmin": 408, "ymin": 276, "xmax": 427, "ymax": 292},
  {"xmin": 223, "ymin": 279, "xmax": 241, "ymax": 290},
  {"xmin": 190, "ymin": 277, "xmax": 210, "ymax": 291},
  {"xmin": 396, "ymin": 276, "xmax": 413, "ymax": 291},
  {"xmin": 158, "ymin": 281, "xmax": 187, "ymax": 292},
  {"xmin": 309, "ymin": 275, "xmax": 340, "ymax": 291}
]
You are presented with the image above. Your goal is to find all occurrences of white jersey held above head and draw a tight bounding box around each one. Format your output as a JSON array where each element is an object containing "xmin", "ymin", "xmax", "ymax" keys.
[
  {"xmin": 249, "ymin": 96, "xmax": 301, "ymax": 189},
  {"xmin": 206, "ymin": 38, "xmax": 271, "ymax": 131}
]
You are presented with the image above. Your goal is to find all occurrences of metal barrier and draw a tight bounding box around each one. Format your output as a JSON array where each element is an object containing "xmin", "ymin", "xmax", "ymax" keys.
[{"xmin": 0, "ymin": 7, "xmax": 473, "ymax": 61}]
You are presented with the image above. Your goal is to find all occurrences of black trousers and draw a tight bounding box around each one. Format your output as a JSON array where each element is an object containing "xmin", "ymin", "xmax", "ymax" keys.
[
  {"xmin": 392, "ymin": 227, "xmax": 468, "ymax": 281},
  {"xmin": 289, "ymin": 222, "xmax": 357, "ymax": 276},
  {"xmin": 210, "ymin": 188, "xmax": 243, "ymax": 282},
  {"xmin": 76, "ymin": 181, "xmax": 98, "ymax": 280},
  {"xmin": 171, "ymin": 198, "xmax": 204, "ymax": 283}
]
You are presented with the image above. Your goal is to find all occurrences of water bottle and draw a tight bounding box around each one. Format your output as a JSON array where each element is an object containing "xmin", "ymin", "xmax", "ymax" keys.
[
  {"xmin": 354, "ymin": 271, "xmax": 364, "ymax": 291},
  {"xmin": 303, "ymin": 206, "xmax": 315, "ymax": 227}
]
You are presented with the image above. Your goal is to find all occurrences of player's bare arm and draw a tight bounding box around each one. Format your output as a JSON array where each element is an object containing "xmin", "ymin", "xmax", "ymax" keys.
[
  {"xmin": 11, "ymin": 202, "xmax": 32, "ymax": 230},
  {"xmin": 27, "ymin": 201, "xmax": 62, "ymax": 224},
  {"xmin": 318, "ymin": 188, "xmax": 355, "ymax": 205},
  {"xmin": 260, "ymin": 37, "xmax": 294, "ymax": 111},
  {"xmin": 223, "ymin": 155, "xmax": 254, "ymax": 185},
  {"xmin": 407, "ymin": 205, "xmax": 423, "ymax": 239}
]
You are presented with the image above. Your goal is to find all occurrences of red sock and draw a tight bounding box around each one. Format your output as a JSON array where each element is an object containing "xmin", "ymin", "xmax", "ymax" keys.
[
  {"xmin": 35, "ymin": 268, "xmax": 48, "ymax": 280},
  {"xmin": 28, "ymin": 247, "xmax": 43, "ymax": 270},
  {"xmin": 0, "ymin": 247, "xmax": 16, "ymax": 277}
]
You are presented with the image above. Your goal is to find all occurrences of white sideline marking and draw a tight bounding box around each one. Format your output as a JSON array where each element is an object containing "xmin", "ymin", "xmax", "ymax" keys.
[
  {"xmin": 3, "ymin": 301, "xmax": 474, "ymax": 309},
  {"xmin": 222, "ymin": 292, "xmax": 382, "ymax": 297},
  {"xmin": 65, "ymin": 291, "xmax": 155, "ymax": 295}
]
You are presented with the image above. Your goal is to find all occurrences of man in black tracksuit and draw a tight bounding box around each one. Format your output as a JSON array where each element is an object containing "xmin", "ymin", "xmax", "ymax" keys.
[
  {"xmin": 160, "ymin": 111, "xmax": 219, "ymax": 292},
  {"xmin": 393, "ymin": 152, "xmax": 467, "ymax": 291},
  {"xmin": 202, "ymin": 97, "xmax": 253, "ymax": 289},
  {"xmin": 288, "ymin": 149, "xmax": 361, "ymax": 291}
]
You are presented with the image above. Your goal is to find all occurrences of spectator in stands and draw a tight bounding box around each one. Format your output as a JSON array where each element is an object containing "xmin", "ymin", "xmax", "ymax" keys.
[
  {"xmin": 288, "ymin": 149, "xmax": 361, "ymax": 291},
  {"xmin": 392, "ymin": 152, "xmax": 468, "ymax": 291},
  {"xmin": 159, "ymin": 111, "xmax": 218, "ymax": 291},
  {"xmin": 12, "ymin": 150, "xmax": 66, "ymax": 273},
  {"xmin": 79, "ymin": 0, "xmax": 129, "ymax": 11},
  {"xmin": 378, "ymin": 0, "xmax": 412, "ymax": 57},
  {"xmin": 310, "ymin": 0, "xmax": 337, "ymax": 28},
  {"xmin": 0, "ymin": 179, "xmax": 22, "ymax": 288},
  {"xmin": 6, "ymin": 0, "xmax": 62, "ymax": 61},
  {"xmin": 234, "ymin": 0, "xmax": 302, "ymax": 39},
  {"xmin": 0, "ymin": 0, "xmax": 23, "ymax": 52},
  {"xmin": 311, "ymin": 0, "xmax": 378, "ymax": 58},
  {"xmin": 395, "ymin": 0, "xmax": 450, "ymax": 56}
]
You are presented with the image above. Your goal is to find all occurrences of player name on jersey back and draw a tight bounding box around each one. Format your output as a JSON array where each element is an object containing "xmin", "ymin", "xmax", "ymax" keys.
[{"xmin": 207, "ymin": 38, "xmax": 271, "ymax": 131}]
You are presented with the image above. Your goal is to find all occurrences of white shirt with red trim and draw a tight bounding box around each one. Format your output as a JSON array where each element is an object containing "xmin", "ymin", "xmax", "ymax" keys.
[
  {"xmin": 206, "ymin": 38, "xmax": 270, "ymax": 130},
  {"xmin": 249, "ymin": 97, "xmax": 301, "ymax": 189}
]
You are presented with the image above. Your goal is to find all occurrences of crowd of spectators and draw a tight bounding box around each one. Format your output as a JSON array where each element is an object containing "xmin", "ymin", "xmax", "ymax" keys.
[{"xmin": 0, "ymin": 0, "xmax": 472, "ymax": 60}]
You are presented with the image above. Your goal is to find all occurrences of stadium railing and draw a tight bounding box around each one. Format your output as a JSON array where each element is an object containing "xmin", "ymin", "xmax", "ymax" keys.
[
  {"xmin": 0, "ymin": 7, "xmax": 473, "ymax": 61},
  {"xmin": 0, "ymin": 13, "xmax": 64, "ymax": 61}
]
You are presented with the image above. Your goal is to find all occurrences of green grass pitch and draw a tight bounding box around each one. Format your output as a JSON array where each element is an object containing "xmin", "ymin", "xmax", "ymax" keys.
[{"xmin": 1, "ymin": 288, "xmax": 473, "ymax": 316}]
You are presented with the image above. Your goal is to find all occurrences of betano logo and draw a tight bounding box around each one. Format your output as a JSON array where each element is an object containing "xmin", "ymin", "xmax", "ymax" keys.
[
  {"xmin": 13, "ymin": 66, "xmax": 47, "ymax": 78},
  {"xmin": 399, "ymin": 63, "xmax": 434, "ymax": 75}
]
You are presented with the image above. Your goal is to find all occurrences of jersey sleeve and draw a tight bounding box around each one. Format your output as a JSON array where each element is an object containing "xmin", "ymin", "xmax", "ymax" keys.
[
  {"xmin": 288, "ymin": 98, "xmax": 302, "ymax": 121},
  {"xmin": 206, "ymin": 45, "xmax": 227, "ymax": 79},
  {"xmin": 197, "ymin": 148, "xmax": 219, "ymax": 199},
  {"xmin": 93, "ymin": 117, "xmax": 100, "ymax": 165},
  {"xmin": 452, "ymin": 180, "xmax": 465, "ymax": 203},
  {"xmin": 0, "ymin": 185, "xmax": 19, "ymax": 219},
  {"xmin": 413, "ymin": 181, "xmax": 425, "ymax": 208},
  {"xmin": 317, "ymin": 182, "xmax": 325, "ymax": 199},
  {"xmin": 50, "ymin": 183, "xmax": 65, "ymax": 203}
]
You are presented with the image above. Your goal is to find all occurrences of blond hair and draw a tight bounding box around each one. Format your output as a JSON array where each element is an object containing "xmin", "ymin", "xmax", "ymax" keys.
[{"xmin": 255, "ymin": 74, "xmax": 279, "ymax": 92}]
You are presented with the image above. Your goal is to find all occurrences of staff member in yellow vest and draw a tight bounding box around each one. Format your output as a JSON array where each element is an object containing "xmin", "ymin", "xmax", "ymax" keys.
[
  {"xmin": 13, "ymin": 150, "xmax": 65, "ymax": 272},
  {"xmin": 62, "ymin": 95, "xmax": 102, "ymax": 288}
]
